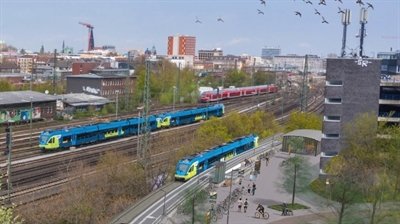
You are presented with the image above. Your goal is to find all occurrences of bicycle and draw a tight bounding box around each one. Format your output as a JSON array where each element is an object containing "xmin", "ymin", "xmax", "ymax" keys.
[
  {"xmin": 282, "ymin": 208, "xmax": 294, "ymax": 216},
  {"xmin": 255, "ymin": 210, "xmax": 269, "ymax": 219}
]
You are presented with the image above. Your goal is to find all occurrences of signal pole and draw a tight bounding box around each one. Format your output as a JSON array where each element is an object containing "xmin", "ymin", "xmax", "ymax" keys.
[
  {"xmin": 52, "ymin": 49, "xmax": 57, "ymax": 95},
  {"xmin": 5, "ymin": 121, "xmax": 14, "ymax": 203},
  {"xmin": 138, "ymin": 59, "xmax": 153, "ymax": 172},
  {"xmin": 300, "ymin": 55, "xmax": 309, "ymax": 112}
]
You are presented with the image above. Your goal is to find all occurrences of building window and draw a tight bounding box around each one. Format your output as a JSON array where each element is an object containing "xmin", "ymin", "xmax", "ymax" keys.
[
  {"xmin": 321, "ymin": 151, "xmax": 338, "ymax": 157},
  {"xmin": 326, "ymin": 80, "xmax": 343, "ymax": 86},
  {"xmin": 323, "ymin": 133, "xmax": 340, "ymax": 139},
  {"xmin": 324, "ymin": 115, "xmax": 341, "ymax": 121},
  {"xmin": 325, "ymin": 98, "xmax": 342, "ymax": 104}
]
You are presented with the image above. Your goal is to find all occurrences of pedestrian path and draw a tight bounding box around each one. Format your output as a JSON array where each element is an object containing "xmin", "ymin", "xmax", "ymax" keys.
[{"xmin": 212, "ymin": 151, "xmax": 332, "ymax": 224}]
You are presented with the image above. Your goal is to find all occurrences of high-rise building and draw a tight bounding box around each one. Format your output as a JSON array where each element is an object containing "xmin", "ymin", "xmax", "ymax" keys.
[
  {"xmin": 167, "ymin": 35, "xmax": 196, "ymax": 56},
  {"xmin": 261, "ymin": 47, "xmax": 281, "ymax": 59},
  {"xmin": 320, "ymin": 58, "xmax": 381, "ymax": 175}
]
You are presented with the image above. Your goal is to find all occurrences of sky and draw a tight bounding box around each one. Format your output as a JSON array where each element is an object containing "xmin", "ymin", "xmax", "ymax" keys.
[{"xmin": 0, "ymin": 0, "xmax": 399, "ymax": 57}]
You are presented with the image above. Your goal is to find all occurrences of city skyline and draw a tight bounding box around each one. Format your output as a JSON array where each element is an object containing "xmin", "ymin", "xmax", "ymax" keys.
[{"xmin": 0, "ymin": 0, "xmax": 399, "ymax": 57}]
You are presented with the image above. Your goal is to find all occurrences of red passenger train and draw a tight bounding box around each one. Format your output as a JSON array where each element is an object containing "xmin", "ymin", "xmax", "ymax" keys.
[{"xmin": 200, "ymin": 85, "xmax": 278, "ymax": 103}]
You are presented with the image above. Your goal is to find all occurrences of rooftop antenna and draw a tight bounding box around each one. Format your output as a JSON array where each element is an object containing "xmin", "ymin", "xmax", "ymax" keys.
[
  {"xmin": 341, "ymin": 9, "xmax": 351, "ymax": 57},
  {"xmin": 358, "ymin": 8, "xmax": 368, "ymax": 58}
]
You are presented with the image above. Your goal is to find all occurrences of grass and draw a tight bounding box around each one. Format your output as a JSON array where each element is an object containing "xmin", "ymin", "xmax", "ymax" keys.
[{"xmin": 268, "ymin": 203, "xmax": 309, "ymax": 211}]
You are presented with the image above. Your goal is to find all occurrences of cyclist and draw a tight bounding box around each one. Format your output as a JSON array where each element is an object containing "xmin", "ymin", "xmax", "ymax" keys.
[{"xmin": 256, "ymin": 204, "xmax": 265, "ymax": 216}]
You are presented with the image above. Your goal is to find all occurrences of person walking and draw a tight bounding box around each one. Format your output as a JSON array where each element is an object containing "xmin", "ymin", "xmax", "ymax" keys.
[
  {"xmin": 252, "ymin": 182, "xmax": 256, "ymax": 196},
  {"xmin": 243, "ymin": 198, "xmax": 248, "ymax": 213},
  {"xmin": 237, "ymin": 198, "xmax": 243, "ymax": 212},
  {"xmin": 247, "ymin": 184, "xmax": 251, "ymax": 194}
]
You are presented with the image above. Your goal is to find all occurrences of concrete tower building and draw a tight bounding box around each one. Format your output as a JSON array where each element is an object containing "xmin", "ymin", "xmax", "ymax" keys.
[{"xmin": 320, "ymin": 58, "xmax": 381, "ymax": 174}]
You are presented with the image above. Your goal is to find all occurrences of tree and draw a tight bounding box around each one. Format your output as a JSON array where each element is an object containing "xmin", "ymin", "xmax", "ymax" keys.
[
  {"xmin": 285, "ymin": 112, "xmax": 322, "ymax": 132},
  {"xmin": 325, "ymin": 113, "xmax": 400, "ymax": 224},
  {"xmin": 286, "ymin": 137, "xmax": 304, "ymax": 154},
  {"xmin": 280, "ymin": 155, "xmax": 312, "ymax": 206},
  {"xmin": 224, "ymin": 69, "xmax": 249, "ymax": 87},
  {"xmin": 0, "ymin": 80, "xmax": 13, "ymax": 91},
  {"xmin": 19, "ymin": 49, "xmax": 26, "ymax": 55},
  {"xmin": 253, "ymin": 71, "xmax": 275, "ymax": 85}
]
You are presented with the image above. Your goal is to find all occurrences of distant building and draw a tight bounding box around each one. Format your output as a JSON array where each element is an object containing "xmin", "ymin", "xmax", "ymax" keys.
[
  {"xmin": 0, "ymin": 90, "xmax": 57, "ymax": 124},
  {"xmin": 198, "ymin": 48, "xmax": 223, "ymax": 61},
  {"xmin": 0, "ymin": 61, "xmax": 19, "ymax": 73},
  {"xmin": 273, "ymin": 54, "xmax": 326, "ymax": 73},
  {"xmin": 261, "ymin": 47, "xmax": 281, "ymax": 59},
  {"xmin": 72, "ymin": 62, "xmax": 98, "ymax": 75},
  {"xmin": 57, "ymin": 93, "xmax": 111, "ymax": 114},
  {"xmin": 167, "ymin": 35, "xmax": 196, "ymax": 56},
  {"xmin": 377, "ymin": 50, "xmax": 400, "ymax": 75},
  {"xmin": 17, "ymin": 56, "xmax": 35, "ymax": 74},
  {"xmin": 66, "ymin": 74, "xmax": 136, "ymax": 100}
]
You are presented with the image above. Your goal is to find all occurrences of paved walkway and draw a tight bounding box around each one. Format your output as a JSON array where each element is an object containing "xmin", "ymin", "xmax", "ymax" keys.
[
  {"xmin": 163, "ymin": 149, "xmax": 334, "ymax": 224},
  {"xmin": 212, "ymin": 151, "xmax": 331, "ymax": 224}
]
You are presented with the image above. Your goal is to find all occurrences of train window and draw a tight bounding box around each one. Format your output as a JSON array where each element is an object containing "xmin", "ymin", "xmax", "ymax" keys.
[
  {"xmin": 189, "ymin": 166, "xmax": 194, "ymax": 172},
  {"xmin": 62, "ymin": 136, "xmax": 71, "ymax": 143}
]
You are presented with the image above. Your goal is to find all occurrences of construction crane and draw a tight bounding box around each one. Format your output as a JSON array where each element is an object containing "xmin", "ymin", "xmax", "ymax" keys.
[{"xmin": 79, "ymin": 22, "xmax": 95, "ymax": 51}]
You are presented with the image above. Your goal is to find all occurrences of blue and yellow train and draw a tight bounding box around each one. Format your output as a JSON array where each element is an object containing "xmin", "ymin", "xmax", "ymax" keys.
[
  {"xmin": 39, "ymin": 104, "xmax": 225, "ymax": 151},
  {"xmin": 175, "ymin": 134, "xmax": 258, "ymax": 181}
]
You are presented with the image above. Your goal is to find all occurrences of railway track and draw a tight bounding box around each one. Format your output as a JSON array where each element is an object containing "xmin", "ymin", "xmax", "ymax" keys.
[
  {"xmin": 0, "ymin": 93, "xmax": 280, "ymax": 161},
  {"xmin": 1, "ymin": 90, "xmax": 324, "ymax": 205}
]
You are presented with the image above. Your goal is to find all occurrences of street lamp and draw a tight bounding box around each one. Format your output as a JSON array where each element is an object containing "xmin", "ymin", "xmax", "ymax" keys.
[
  {"xmin": 325, "ymin": 178, "xmax": 332, "ymax": 201},
  {"xmin": 30, "ymin": 96, "xmax": 33, "ymax": 147},
  {"xmin": 226, "ymin": 169, "xmax": 239, "ymax": 224},
  {"xmin": 115, "ymin": 90, "xmax": 119, "ymax": 119},
  {"xmin": 172, "ymin": 86, "xmax": 177, "ymax": 111}
]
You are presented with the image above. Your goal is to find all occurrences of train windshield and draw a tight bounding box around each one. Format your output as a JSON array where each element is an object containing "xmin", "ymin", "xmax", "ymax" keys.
[
  {"xmin": 177, "ymin": 163, "xmax": 189, "ymax": 173},
  {"xmin": 40, "ymin": 135, "xmax": 49, "ymax": 144}
]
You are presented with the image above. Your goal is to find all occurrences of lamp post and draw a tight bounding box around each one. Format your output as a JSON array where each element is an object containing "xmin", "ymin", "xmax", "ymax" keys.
[
  {"xmin": 173, "ymin": 86, "xmax": 177, "ymax": 111},
  {"xmin": 115, "ymin": 90, "xmax": 119, "ymax": 119},
  {"xmin": 29, "ymin": 96, "xmax": 33, "ymax": 147},
  {"xmin": 226, "ymin": 169, "xmax": 238, "ymax": 224},
  {"xmin": 325, "ymin": 178, "xmax": 332, "ymax": 201}
]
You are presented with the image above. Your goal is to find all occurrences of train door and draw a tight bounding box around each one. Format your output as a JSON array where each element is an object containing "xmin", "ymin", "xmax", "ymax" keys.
[{"xmin": 186, "ymin": 164, "xmax": 197, "ymax": 180}]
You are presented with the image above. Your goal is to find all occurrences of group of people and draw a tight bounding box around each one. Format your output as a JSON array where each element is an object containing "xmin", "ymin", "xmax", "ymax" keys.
[
  {"xmin": 236, "ymin": 198, "xmax": 249, "ymax": 213},
  {"xmin": 246, "ymin": 182, "xmax": 257, "ymax": 196}
]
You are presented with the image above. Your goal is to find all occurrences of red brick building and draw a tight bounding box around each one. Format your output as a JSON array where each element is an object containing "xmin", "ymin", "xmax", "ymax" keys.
[{"xmin": 167, "ymin": 35, "xmax": 196, "ymax": 57}]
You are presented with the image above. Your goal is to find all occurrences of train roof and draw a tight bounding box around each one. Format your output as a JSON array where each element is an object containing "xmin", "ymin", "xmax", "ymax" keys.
[
  {"xmin": 200, "ymin": 85, "xmax": 272, "ymax": 95},
  {"xmin": 179, "ymin": 134, "xmax": 255, "ymax": 165},
  {"xmin": 41, "ymin": 124, "xmax": 99, "ymax": 136},
  {"xmin": 160, "ymin": 104, "xmax": 224, "ymax": 117}
]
